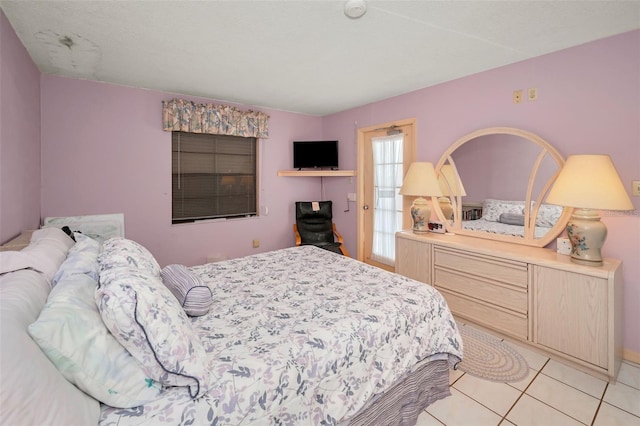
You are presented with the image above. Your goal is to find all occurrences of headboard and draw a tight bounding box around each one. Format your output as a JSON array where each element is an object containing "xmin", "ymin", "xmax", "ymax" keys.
[
  {"xmin": 1, "ymin": 213, "xmax": 125, "ymax": 252},
  {"xmin": 44, "ymin": 213, "xmax": 125, "ymax": 243}
]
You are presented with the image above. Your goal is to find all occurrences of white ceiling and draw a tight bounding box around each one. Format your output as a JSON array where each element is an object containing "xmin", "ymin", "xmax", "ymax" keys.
[{"xmin": 2, "ymin": 1, "xmax": 639, "ymax": 116}]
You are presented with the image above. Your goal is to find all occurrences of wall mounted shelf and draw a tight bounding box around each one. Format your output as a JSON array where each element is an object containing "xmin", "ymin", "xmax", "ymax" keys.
[{"xmin": 277, "ymin": 170, "xmax": 356, "ymax": 177}]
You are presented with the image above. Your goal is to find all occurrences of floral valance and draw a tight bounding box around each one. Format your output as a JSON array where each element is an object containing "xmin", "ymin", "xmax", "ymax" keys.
[{"xmin": 162, "ymin": 98, "xmax": 269, "ymax": 139}]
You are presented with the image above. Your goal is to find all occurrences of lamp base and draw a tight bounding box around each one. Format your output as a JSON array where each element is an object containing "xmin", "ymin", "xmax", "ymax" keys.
[
  {"xmin": 410, "ymin": 197, "xmax": 431, "ymax": 233},
  {"xmin": 439, "ymin": 197, "xmax": 453, "ymax": 221},
  {"xmin": 566, "ymin": 208, "xmax": 606, "ymax": 267}
]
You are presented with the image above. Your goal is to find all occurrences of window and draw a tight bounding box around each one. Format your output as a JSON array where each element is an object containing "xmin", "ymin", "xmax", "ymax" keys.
[{"xmin": 172, "ymin": 132, "xmax": 257, "ymax": 224}]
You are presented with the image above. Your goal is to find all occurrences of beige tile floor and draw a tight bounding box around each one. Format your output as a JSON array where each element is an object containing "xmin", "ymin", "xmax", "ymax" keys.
[{"xmin": 417, "ymin": 329, "xmax": 640, "ymax": 426}]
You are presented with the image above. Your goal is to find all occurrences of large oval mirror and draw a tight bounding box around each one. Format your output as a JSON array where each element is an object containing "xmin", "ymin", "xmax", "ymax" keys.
[{"xmin": 433, "ymin": 127, "xmax": 572, "ymax": 247}]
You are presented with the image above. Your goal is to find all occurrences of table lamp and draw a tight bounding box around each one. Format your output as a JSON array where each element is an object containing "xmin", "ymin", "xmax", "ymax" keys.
[
  {"xmin": 438, "ymin": 164, "xmax": 467, "ymax": 221},
  {"xmin": 546, "ymin": 154, "xmax": 633, "ymax": 266},
  {"xmin": 399, "ymin": 162, "xmax": 443, "ymax": 233}
]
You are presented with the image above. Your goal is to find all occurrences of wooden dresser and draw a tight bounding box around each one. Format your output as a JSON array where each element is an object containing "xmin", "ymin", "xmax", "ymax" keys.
[{"xmin": 396, "ymin": 230, "xmax": 622, "ymax": 382}]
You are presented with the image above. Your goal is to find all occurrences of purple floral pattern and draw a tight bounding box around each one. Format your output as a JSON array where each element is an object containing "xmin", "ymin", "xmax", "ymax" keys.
[
  {"xmin": 97, "ymin": 239, "xmax": 210, "ymax": 399},
  {"xmin": 100, "ymin": 246, "xmax": 462, "ymax": 425},
  {"xmin": 99, "ymin": 237, "xmax": 161, "ymax": 279}
]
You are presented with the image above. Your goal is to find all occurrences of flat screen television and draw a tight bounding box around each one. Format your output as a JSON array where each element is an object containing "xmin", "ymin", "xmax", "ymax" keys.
[{"xmin": 293, "ymin": 140, "xmax": 339, "ymax": 170}]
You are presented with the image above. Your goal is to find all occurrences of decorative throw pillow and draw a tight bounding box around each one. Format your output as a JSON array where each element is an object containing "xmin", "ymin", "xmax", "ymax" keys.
[
  {"xmin": 96, "ymin": 261, "xmax": 210, "ymax": 399},
  {"xmin": 98, "ymin": 237, "xmax": 161, "ymax": 279},
  {"xmin": 482, "ymin": 199, "xmax": 526, "ymax": 222},
  {"xmin": 28, "ymin": 273, "xmax": 163, "ymax": 408},
  {"xmin": 161, "ymin": 264, "xmax": 213, "ymax": 317},
  {"xmin": 498, "ymin": 213, "xmax": 525, "ymax": 226},
  {"xmin": 52, "ymin": 233, "xmax": 101, "ymax": 287}
]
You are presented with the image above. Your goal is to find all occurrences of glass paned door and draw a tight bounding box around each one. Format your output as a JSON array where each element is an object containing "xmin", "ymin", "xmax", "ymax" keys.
[{"xmin": 370, "ymin": 134, "xmax": 404, "ymax": 265}]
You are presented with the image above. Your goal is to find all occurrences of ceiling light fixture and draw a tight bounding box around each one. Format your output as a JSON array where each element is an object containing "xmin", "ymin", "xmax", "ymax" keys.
[{"xmin": 344, "ymin": 0, "xmax": 367, "ymax": 19}]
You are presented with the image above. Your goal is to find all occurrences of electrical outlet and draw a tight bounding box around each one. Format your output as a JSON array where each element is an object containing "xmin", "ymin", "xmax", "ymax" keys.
[
  {"xmin": 632, "ymin": 180, "xmax": 640, "ymax": 196},
  {"xmin": 252, "ymin": 239, "xmax": 260, "ymax": 248},
  {"xmin": 528, "ymin": 88, "xmax": 538, "ymax": 101},
  {"xmin": 513, "ymin": 90, "xmax": 523, "ymax": 104}
]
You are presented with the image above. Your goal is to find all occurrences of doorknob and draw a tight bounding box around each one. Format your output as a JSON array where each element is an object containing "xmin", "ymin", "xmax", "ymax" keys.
[{"xmin": 363, "ymin": 205, "xmax": 369, "ymax": 210}]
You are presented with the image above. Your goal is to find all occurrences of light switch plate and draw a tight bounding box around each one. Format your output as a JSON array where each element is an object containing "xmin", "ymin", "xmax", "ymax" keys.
[{"xmin": 557, "ymin": 237, "xmax": 572, "ymax": 255}]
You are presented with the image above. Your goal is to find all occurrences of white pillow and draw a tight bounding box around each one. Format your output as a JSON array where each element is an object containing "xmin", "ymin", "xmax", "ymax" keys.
[
  {"xmin": 28, "ymin": 273, "xmax": 163, "ymax": 408},
  {"xmin": 52, "ymin": 233, "xmax": 101, "ymax": 286},
  {"xmin": 0, "ymin": 227, "xmax": 74, "ymax": 282},
  {"xmin": 0, "ymin": 270, "xmax": 99, "ymax": 425},
  {"xmin": 0, "ymin": 251, "xmax": 37, "ymax": 275},
  {"xmin": 30, "ymin": 226, "xmax": 76, "ymax": 249}
]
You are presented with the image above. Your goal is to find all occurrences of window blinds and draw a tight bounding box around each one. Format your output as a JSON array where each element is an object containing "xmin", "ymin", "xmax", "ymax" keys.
[{"xmin": 172, "ymin": 132, "xmax": 257, "ymax": 223}]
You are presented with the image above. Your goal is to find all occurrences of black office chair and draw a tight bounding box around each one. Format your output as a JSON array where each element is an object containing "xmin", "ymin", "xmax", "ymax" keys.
[{"xmin": 293, "ymin": 201, "xmax": 350, "ymax": 256}]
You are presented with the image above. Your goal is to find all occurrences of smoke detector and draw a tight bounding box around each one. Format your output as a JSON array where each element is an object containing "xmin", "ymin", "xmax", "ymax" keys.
[{"xmin": 344, "ymin": 0, "xmax": 367, "ymax": 19}]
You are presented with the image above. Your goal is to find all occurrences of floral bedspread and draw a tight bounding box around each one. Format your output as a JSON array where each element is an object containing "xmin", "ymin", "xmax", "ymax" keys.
[{"xmin": 100, "ymin": 246, "xmax": 462, "ymax": 425}]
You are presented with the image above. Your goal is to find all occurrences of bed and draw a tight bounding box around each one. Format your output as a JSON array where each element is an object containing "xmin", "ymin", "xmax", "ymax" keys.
[{"xmin": 0, "ymin": 224, "xmax": 463, "ymax": 426}]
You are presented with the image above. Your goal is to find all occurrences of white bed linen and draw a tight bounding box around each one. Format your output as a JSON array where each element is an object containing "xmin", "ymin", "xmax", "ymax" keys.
[
  {"xmin": 0, "ymin": 270, "xmax": 100, "ymax": 425},
  {"xmin": 100, "ymin": 246, "xmax": 462, "ymax": 425}
]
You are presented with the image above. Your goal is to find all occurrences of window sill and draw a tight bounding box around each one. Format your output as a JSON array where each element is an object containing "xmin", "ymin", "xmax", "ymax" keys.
[
  {"xmin": 172, "ymin": 215, "xmax": 259, "ymax": 226},
  {"xmin": 277, "ymin": 170, "xmax": 356, "ymax": 177}
]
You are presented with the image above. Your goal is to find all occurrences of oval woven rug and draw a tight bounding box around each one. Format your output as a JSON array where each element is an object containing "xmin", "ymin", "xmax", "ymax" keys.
[{"xmin": 456, "ymin": 325, "xmax": 530, "ymax": 383}]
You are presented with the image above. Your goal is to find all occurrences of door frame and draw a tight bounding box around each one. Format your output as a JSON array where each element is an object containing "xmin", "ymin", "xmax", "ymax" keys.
[{"xmin": 356, "ymin": 118, "xmax": 416, "ymax": 261}]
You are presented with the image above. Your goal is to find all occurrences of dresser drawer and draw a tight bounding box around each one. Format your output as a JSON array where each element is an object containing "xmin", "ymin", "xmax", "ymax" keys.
[
  {"xmin": 434, "ymin": 269, "xmax": 527, "ymax": 314},
  {"xmin": 438, "ymin": 288, "xmax": 528, "ymax": 340},
  {"xmin": 434, "ymin": 247, "xmax": 528, "ymax": 288}
]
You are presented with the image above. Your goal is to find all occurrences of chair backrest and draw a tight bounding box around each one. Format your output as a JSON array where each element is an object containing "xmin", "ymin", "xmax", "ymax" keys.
[{"xmin": 295, "ymin": 201, "xmax": 335, "ymax": 245}]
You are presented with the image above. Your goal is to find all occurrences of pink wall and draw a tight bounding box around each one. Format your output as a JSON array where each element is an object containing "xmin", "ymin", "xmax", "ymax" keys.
[
  {"xmin": 0, "ymin": 11, "xmax": 41, "ymax": 243},
  {"xmin": 40, "ymin": 77, "xmax": 324, "ymax": 266},
  {"xmin": 324, "ymin": 30, "xmax": 640, "ymax": 354},
  {"xmin": 2, "ymin": 8, "xmax": 639, "ymax": 355}
]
